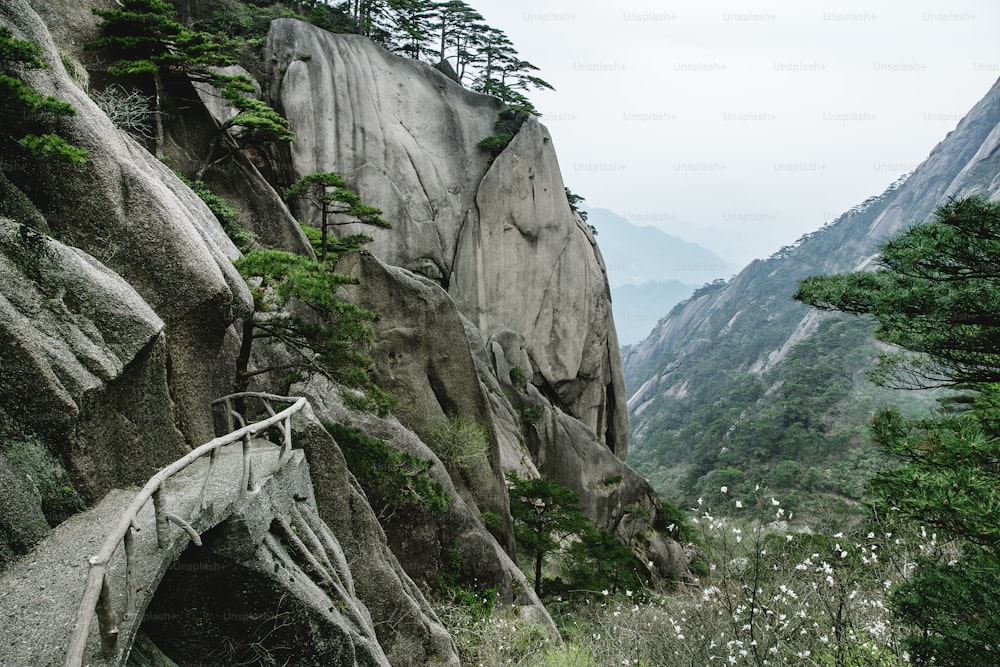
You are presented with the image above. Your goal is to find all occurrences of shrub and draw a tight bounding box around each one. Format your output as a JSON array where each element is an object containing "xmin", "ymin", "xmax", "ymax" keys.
[
  {"xmin": 326, "ymin": 423, "xmax": 447, "ymax": 518},
  {"xmin": 2, "ymin": 435, "xmax": 84, "ymax": 525},
  {"xmin": 423, "ymin": 416, "xmax": 489, "ymax": 472},
  {"xmin": 477, "ymin": 132, "xmax": 513, "ymax": 158},
  {"xmin": 92, "ymin": 85, "xmax": 155, "ymax": 140}
]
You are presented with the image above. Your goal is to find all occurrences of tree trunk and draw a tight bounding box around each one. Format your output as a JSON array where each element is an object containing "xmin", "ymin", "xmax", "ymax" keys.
[
  {"xmin": 234, "ymin": 315, "xmax": 255, "ymax": 393},
  {"xmin": 534, "ymin": 551, "xmax": 543, "ymax": 597},
  {"xmin": 152, "ymin": 69, "xmax": 165, "ymax": 159}
]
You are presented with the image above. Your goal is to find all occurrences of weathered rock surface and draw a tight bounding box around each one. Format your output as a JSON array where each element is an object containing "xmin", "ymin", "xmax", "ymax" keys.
[
  {"xmin": 295, "ymin": 374, "xmax": 555, "ymax": 637},
  {"xmin": 2, "ymin": 0, "xmax": 253, "ymax": 448},
  {"xmin": 265, "ymin": 19, "xmax": 628, "ymax": 455},
  {"xmin": 286, "ymin": 399, "xmax": 464, "ymax": 665},
  {"xmin": 334, "ymin": 252, "xmax": 515, "ymax": 550},
  {"xmin": 0, "ymin": 218, "xmax": 186, "ymax": 503}
]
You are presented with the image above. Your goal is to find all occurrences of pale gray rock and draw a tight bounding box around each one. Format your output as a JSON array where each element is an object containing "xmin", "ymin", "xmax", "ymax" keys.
[
  {"xmin": 334, "ymin": 252, "xmax": 514, "ymax": 549},
  {"xmin": 265, "ymin": 20, "xmax": 627, "ymax": 455},
  {"xmin": 1, "ymin": 0, "xmax": 253, "ymax": 446}
]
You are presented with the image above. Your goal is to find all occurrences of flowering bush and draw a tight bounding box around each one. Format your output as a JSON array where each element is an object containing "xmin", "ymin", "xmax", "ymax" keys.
[{"xmin": 436, "ymin": 488, "xmax": 950, "ymax": 666}]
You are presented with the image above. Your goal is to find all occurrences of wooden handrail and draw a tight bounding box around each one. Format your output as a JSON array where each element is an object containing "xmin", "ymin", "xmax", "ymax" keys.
[{"xmin": 64, "ymin": 395, "xmax": 308, "ymax": 667}]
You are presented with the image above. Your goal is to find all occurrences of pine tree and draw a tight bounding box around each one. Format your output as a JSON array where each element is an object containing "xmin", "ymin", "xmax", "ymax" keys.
[
  {"xmin": 0, "ymin": 27, "xmax": 86, "ymax": 165},
  {"xmin": 88, "ymin": 0, "xmax": 291, "ymax": 159},
  {"xmin": 233, "ymin": 174, "xmax": 392, "ymax": 412},
  {"xmin": 507, "ymin": 474, "xmax": 591, "ymax": 597},
  {"xmin": 795, "ymin": 195, "xmax": 1000, "ymax": 664},
  {"xmin": 285, "ymin": 172, "xmax": 390, "ymax": 262}
]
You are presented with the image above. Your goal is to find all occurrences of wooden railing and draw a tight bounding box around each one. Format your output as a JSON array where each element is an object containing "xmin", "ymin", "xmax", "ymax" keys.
[{"xmin": 64, "ymin": 393, "xmax": 308, "ymax": 667}]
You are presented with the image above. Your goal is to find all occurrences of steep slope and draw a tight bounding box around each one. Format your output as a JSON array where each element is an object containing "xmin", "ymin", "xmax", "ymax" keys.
[
  {"xmin": 264, "ymin": 19, "xmax": 684, "ymax": 588},
  {"xmin": 625, "ymin": 77, "xmax": 1000, "ymax": 508},
  {"xmin": 0, "ymin": 3, "xmax": 459, "ymax": 664},
  {"xmin": 1, "ymin": 4, "xmax": 685, "ymax": 665},
  {"xmin": 610, "ymin": 281, "xmax": 702, "ymax": 346}
]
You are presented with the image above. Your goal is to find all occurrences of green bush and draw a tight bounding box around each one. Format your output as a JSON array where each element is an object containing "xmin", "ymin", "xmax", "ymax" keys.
[
  {"xmin": 477, "ymin": 132, "xmax": 513, "ymax": 158},
  {"xmin": 2, "ymin": 435, "xmax": 84, "ymax": 525},
  {"xmin": 326, "ymin": 423, "xmax": 447, "ymax": 515}
]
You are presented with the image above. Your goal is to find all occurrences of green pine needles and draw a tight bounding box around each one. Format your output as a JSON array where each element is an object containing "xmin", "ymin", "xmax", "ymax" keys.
[
  {"xmin": 0, "ymin": 27, "xmax": 86, "ymax": 165},
  {"xmin": 286, "ymin": 172, "xmax": 390, "ymax": 262},
  {"xmin": 89, "ymin": 0, "xmax": 292, "ymax": 157},
  {"xmin": 232, "ymin": 170, "xmax": 393, "ymax": 414},
  {"xmin": 795, "ymin": 195, "xmax": 1000, "ymax": 663},
  {"xmin": 507, "ymin": 474, "xmax": 645, "ymax": 598}
]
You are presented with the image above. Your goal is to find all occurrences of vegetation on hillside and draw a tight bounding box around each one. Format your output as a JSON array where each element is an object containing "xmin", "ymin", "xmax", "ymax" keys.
[
  {"xmin": 88, "ymin": 0, "xmax": 293, "ymax": 160},
  {"xmin": 795, "ymin": 196, "xmax": 1000, "ymax": 664},
  {"xmin": 231, "ymin": 171, "xmax": 393, "ymax": 413},
  {"xmin": 440, "ymin": 488, "xmax": 917, "ymax": 666},
  {"xmin": 507, "ymin": 474, "xmax": 645, "ymax": 599},
  {"xmin": 625, "ymin": 178, "xmax": 938, "ymax": 517}
]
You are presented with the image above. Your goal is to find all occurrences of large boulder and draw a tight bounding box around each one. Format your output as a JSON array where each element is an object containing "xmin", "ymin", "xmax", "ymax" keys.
[
  {"xmin": 265, "ymin": 20, "xmax": 627, "ymax": 455},
  {"xmin": 0, "ymin": 219, "xmax": 187, "ymax": 503},
  {"xmin": 294, "ymin": 375, "xmax": 555, "ymax": 638},
  {"xmin": 1, "ymin": 0, "xmax": 253, "ymax": 447}
]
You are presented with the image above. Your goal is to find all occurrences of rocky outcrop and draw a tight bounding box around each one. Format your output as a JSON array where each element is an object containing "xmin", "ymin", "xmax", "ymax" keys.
[
  {"xmin": 263, "ymin": 18, "xmax": 684, "ymax": 586},
  {"xmin": 0, "ymin": 5, "xmax": 475, "ymax": 665},
  {"xmin": 265, "ymin": 19, "xmax": 628, "ymax": 456},
  {"xmin": 328, "ymin": 252, "xmax": 686, "ymax": 585},
  {"xmin": 1, "ymin": 0, "xmax": 253, "ymax": 449},
  {"xmin": 0, "ymin": 218, "xmax": 186, "ymax": 503},
  {"xmin": 334, "ymin": 252, "xmax": 515, "ymax": 549},
  {"xmin": 294, "ymin": 376, "xmax": 554, "ymax": 635}
]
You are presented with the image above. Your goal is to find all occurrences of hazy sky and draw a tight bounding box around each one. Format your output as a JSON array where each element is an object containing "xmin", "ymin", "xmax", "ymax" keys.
[{"xmin": 472, "ymin": 0, "xmax": 1000, "ymax": 266}]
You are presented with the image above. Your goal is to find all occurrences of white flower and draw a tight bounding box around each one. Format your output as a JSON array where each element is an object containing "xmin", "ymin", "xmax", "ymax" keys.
[
  {"xmin": 626, "ymin": 589, "xmax": 633, "ymax": 597},
  {"xmin": 602, "ymin": 589, "xmax": 609, "ymax": 596},
  {"xmin": 771, "ymin": 497, "xmax": 780, "ymax": 506},
  {"xmin": 721, "ymin": 485, "xmax": 728, "ymax": 494},
  {"xmin": 735, "ymin": 500, "xmax": 743, "ymax": 508}
]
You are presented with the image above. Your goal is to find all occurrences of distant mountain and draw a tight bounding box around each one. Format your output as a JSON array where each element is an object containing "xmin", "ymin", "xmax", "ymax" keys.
[
  {"xmin": 588, "ymin": 208, "xmax": 737, "ymax": 344},
  {"xmin": 589, "ymin": 208, "xmax": 739, "ymax": 288},
  {"xmin": 623, "ymin": 77, "xmax": 1000, "ymax": 513},
  {"xmin": 611, "ymin": 281, "xmax": 702, "ymax": 346}
]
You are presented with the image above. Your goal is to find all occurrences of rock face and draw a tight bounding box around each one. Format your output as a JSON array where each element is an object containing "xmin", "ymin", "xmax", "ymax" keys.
[
  {"xmin": 0, "ymin": 2, "xmax": 683, "ymax": 663},
  {"xmin": 0, "ymin": 218, "xmax": 185, "ymax": 502},
  {"xmin": 0, "ymin": 4, "xmax": 466, "ymax": 665},
  {"xmin": 266, "ymin": 19, "xmax": 628, "ymax": 457},
  {"xmin": 262, "ymin": 18, "xmax": 684, "ymax": 587},
  {"xmin": 1, "ymin": 0, "xmax": 253, "ymax": 451}
]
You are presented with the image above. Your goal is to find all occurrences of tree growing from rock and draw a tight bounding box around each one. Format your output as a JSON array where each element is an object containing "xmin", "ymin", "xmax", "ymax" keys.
[
  {"xmin": 508, "ymin": 474, "xmax": 590, "ymax": 597},
  {"xmin": 0, "ymin": 27, "xmax": 87, "ymax": 165},
  {"xmin": 233, "ymin": 177, "xmax": 392, "ymax": 412},
  {"xmin": 89, "ymin": 0, "xmax": 291, "ymax": 159},
  {"xmin": 285, "ymin": 171, "xmax": 390, "ymax": 262}
]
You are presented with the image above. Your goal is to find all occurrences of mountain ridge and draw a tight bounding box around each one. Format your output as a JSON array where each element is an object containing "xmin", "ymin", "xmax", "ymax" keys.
[{"xmin": 624, "ymin": 75, "xmax": 1000, "ymax": 508}]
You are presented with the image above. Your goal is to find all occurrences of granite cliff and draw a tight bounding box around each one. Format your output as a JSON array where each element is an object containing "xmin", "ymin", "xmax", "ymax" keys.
[{"xmin": 0, "ymin": 2, "xmax": 681, "ymax": 664}]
